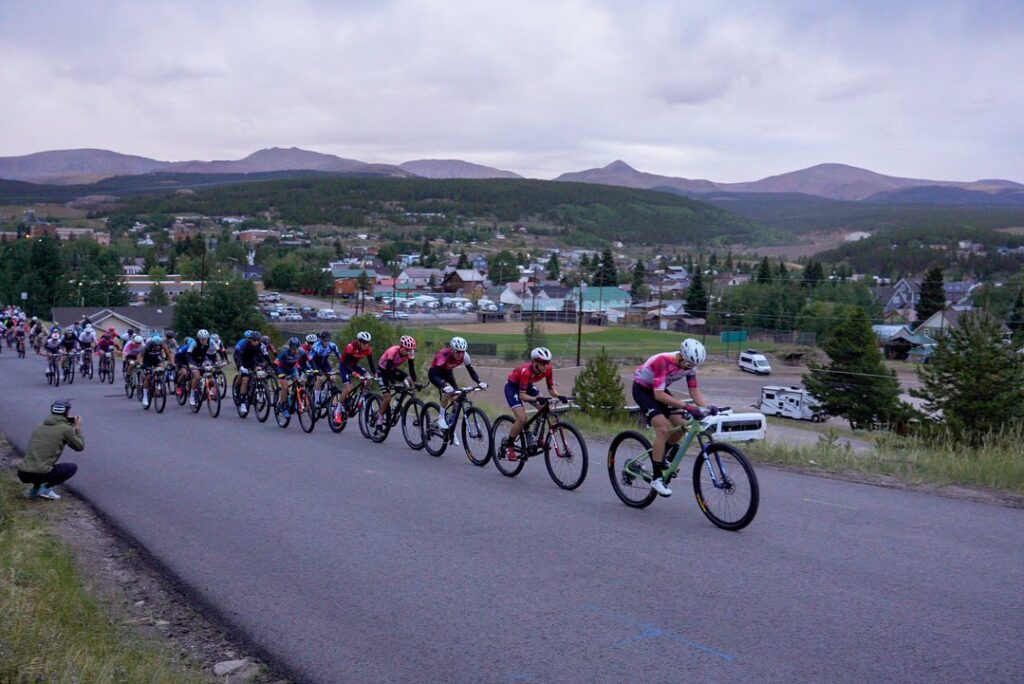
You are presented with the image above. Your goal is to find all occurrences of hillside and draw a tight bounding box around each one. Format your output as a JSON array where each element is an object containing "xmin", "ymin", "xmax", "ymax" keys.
[
  {"xmin": 399, "ymin": 159, "xmax": 521, "ymax": 179},
  {"xmin": 112, "ymin": 177, "xmax": 778, "ymax": 246},
  {"xmin": 865, "ymin": 185, "xmax": 1024, "ymax": 206}
]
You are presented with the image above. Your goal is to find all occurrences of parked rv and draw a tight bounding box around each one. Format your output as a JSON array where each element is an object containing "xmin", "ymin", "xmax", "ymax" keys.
[
  {"xmin": 738, "ymin": 349, "xmax": 772, "ymax": 375},
  {"xmin": 758, "ymin": 386, "xmax": 824, "ymax": 422}
]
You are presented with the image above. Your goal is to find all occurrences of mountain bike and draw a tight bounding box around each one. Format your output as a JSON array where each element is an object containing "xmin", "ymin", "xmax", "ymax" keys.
[
  {"xmin": 98, "ymin": 351, "xmax": 114, "ymax": 383},
  {"xmin": 124, "ymin": 363, "xmax": 141, "ymax": 399},
  {"xmin": 139, "ymin": 366, "xmax": 168, "ymax": 413},
  {"xmin": 79, "ymin": 346, "xmax": 94, "ymax": 380},
  {"xmin": 363, "ymin": 382, "xmax": 427, "ymax": 450},
  {"xmin": 16, "ymin": 335, "xmax": 26, "ymax": 358},
  {"xmin": 47, "ymin": 354, "xmax": 61, "ymax": 387},
  {"xmin": 190, "ymin": 361, "xmax": 223, "ymax": 418},
  {"xmin": 421, "ymin": 386, "xmax": 492, "ymax": 464},
  {"xmin": 327, "ymin": 373, "xmax": 373, "ymax": 437},
  {"xmin": 274, "ymin": 371, "xmax": 317, "ymax": 432},
  {"xmin": 607, "ymin": 407, "xmax": 759, "ymax": 531},
  {"xmin": 492, "ymin": 397, "xmax": 589, "ymax": 490},
  {"xmin": 61, "ymin": 351, "xmax": 75, "ymax": 384}
]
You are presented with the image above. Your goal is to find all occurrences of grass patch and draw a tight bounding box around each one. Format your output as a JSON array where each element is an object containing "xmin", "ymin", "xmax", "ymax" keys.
[
  {"xmin": 0, "ymin": 473, "xmax": 209, "ymax": 684},
  {"xmin": 748, "ymin": 428, "xmax": 1024, "ymax": 494}
]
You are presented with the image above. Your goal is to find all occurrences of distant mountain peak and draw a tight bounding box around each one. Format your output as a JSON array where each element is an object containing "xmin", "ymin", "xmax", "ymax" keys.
[{"xmin": 604, "ymin": 160, "xmax": 637, "ymax": 172}]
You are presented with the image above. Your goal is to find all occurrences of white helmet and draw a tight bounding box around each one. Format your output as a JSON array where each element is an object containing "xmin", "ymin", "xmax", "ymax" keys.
[
  {"xmin": 357, "ymin": 331, "xmax": 372, "ymax": 342},
  {"xmin": 531, "ymin": 347, "xmax": 552, "ymax": 362},
  {"xmin": 84, "ymin": 323, "xmax": 93, "ymax": 331},
  {"xmin": 197, "ymin": 329, "xmax": 210, "ymax": 341},
  {"xmin": 133, "ymin": 334, "xmax": 144, "ymax": 344},
  {"xmin": 210, "ymin": 333, "xmax": 221, "ymax": 343},
  {"xmin": 306, "ymin": 333, "xmax": 317, "ymax": 343},
  {"xmin": 450, "ymin": 336, "xmax": 468, "ymax": 352},
  {"xmin": 680, "ymin": 338, "xmax": 707, "ymax": 366}
]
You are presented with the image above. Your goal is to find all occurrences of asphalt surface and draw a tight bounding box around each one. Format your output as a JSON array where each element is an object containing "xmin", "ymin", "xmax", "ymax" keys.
[{"xmin": 1, "ymin": 354, "xmax": 1022, "ymax": 683}]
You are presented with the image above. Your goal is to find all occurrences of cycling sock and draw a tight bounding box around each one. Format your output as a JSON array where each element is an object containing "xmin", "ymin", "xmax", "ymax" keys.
[{"xmin": 652, "ymin": 459, "xmax": 664, "ymax": 478}]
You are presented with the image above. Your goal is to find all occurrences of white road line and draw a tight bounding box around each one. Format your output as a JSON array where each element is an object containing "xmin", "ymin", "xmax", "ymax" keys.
[{"xmin": 802, "ymin": 497, "xmax": 858, "ymax": 510}]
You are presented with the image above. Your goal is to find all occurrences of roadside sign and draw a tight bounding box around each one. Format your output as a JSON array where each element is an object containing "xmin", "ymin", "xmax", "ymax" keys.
[
  {"xmin": 720, "ymin": 330, "xmax": 747, "ymax": 343},
  {"xmin": 20, "ymin": 292, "xmax": 28, "ymax": 300}
]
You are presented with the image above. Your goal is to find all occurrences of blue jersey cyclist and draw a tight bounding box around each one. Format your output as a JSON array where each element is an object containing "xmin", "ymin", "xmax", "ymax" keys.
[
  {"xmin": 184, "ymin": 329, "xmax": 218, "ymax": 407},
  {"xmin": 309, "ymin": 330, "xmax": 342, "ymax": 404},
  {"xmin": 173, "ymin": 337, "xmax": 195, "ymax": 393},
  {"xmin": 235, "ymin": 330, "xmax": 270, "ymax": 415},
  {"xmin": 273, "ymin": 337, "xmax": 308, "ymax": 416}
]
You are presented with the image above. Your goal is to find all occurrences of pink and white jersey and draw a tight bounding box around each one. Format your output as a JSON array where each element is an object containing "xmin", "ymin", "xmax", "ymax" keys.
[
  {"xmin": 379, "ymin": 344, "xmax": 414, "ymax": 368},
  {"xmin": 122, "ymin": 341, "xmax": 144, "ymax": 357},
  {"xmin": 633, "ymin": 352, "xmax": 697, "ymax": 391},
  {"xmin": 432, "ymin": 347, "xmax": 472, "ymax": 370}
]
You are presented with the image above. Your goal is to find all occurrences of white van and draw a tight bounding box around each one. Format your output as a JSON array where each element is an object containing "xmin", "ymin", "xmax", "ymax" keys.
[
  {"xmin": 758, "ymin": 386, "xmax": 824, "ymax": 422},
  {"xmin": 738, "ymin": 349, "xmax": 772, "ymax": 375},
  {"xmin": 316, "ymin": 309, "xmax": 338, "ymax": 320}
]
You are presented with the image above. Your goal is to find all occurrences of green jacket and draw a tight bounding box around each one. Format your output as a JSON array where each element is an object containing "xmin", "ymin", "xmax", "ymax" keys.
[{"xmin": 20, "ymin": 415, "xmax": 85, "ymax": 473}]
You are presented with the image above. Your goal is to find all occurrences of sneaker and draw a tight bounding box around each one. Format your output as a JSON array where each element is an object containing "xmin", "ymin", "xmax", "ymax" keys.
[
  {"xmin": 651, "ymin": 478, "xmax": 673, "ymax": 497},
  {"xmin": 26, "ymin": 487, "xmax": 40, "ymax": 500},
  {"xmin": 143, "ymin": 391, "xmax": 149, "ymax": 403},
  {"xmin": 37, "ymin": 486, "xmax": 61, "ymax": 500},
  {"xmin": 189, "ymin": 392, "xmax": 198, "ymax": 407},
  {"xmin": 451, "ymin": 433, "xmax": 460, "ymax": 447},
  {"xmin": 240, "ymin": 402, "xmax": 248, "ymax": 414}
]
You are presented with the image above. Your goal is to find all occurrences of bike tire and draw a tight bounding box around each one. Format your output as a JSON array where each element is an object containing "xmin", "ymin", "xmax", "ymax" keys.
[
  {"xmin": 327, "ymin": 391, "xmax": 347, "ymax": 433},
  {"xmin": 420, "ymin": 402, "xmax": 448, "ymax": 457},
  {"xmin": 298, "ymin": 391, "xmax": 317, "ymax": 433},
  {"xmin": 607, "ymin": 431, "xmax": 657, "ymax": 508},
  {"xmin": 491, "ymin": 415, "xmax": 527, "ymax": 477},
  {"xmin": 273, "ymin": 389, "xmax": 291, "ymax": 428},
  {"xmin": 54, "ymin": 360, "xmax": 62, "ymax": 387},
  {"xmin": 364, "ymin": 393, "xmax": 390, "ymax": 443},
  {"xmin": 462, "ymin": 407, "xmax": 493, "ymax": 467},
  {"xmin": 153, "ymin": 378, "xmax": 167, "ymax": 413},
  {"xmin": 254, "ymin": 381, "xmax": 271, "ymax": 423},
  {"xmin": 401, "ymin": 397, "xmax": 426, "ymax": 450},
  {"xmin": 107, "ymin": 359, "xmax": 114, "ymax": 384},
  {"xmin": 66, "ymin": 359, "xmax": 75, "ymax": 384},
  {"xmin": 214, "ymin": 370, "xmax": 227, "ymax": 399},
  {"xmin": 544, "ymin": 420, "xmax": 589, "ymax": 491},
  {"xmin": 692, "ymin": 442, "xmax": 760, "ymax": 531},
  {"xmin": 190, "ymin": 386, "xmax": 203, "ymax": 413},
  {"xmin": 356, "ymin": 395, "xmax": 371, "ymax": 439},
  {"xmin": 208, "ymin": 382, "xmax": 222, "ymax": 418}
]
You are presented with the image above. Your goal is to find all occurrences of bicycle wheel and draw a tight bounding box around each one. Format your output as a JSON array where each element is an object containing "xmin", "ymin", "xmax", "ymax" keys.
[
  {"xmin": 254, "ymin": 381, "xmax": 271, "ymax": 423},
  {"xmin": 356, "ymin": 394, "xmax": 372, "ymax": 439},
  {"xmin": 98, "ymin": 359, "xmax": 106, "ymax": 382},
  {"xmin": 420, "ymin": 402, "xmax": 448, "ymax": 457},
  {"xmin": 491, "ymin": 415, "xmax": 527, "ymax": 477},
  {"xmin": 107, "ymin": 358, "xmax": 114, "ymax": 384},
  {"xmin": 214, "ymin": 370, "xmax": 227, "ymax": 399},
  {"xmin": 461, "ymin": 407, "xmax": 492, "ymax": 467},
  {"xmin": 401, "ymin": 397, "xmax": 426, "ymax": 450},
  {"xmin": 273, "ymin": 388, "xmax": 291, "ymax": 428},
  {"xmin": 153, "ymin": 378, "xmax": 167, "ymax": 413},
  {"xmin": 65, "ymin": 358, "xmax": 75, "ymax": 384},
  {"xmin": 364, "ymin": 393, "xmax": 390, "ymax": 443},
  {"xmin": 123, "ymin": 372, "xmax": 133, "ymax": 398},
  {"xmin": 607, "ymin": 431, "xmax": 657, "ymax": 508},
  {"xmin": 297, "ymin": 390, "xmax": 317, "ymax": 433},
  {"xmin": 54, "ymin": 359, "xmax": 62, "ymax": 387},
  {"xmin": 327, "ymin": 391, "xmax": 347, "ymax": 433},
  {"xmin": 545, "ymin": 421, "xmax": 589, "ymax": 490},
  {"xmin": 190, "ymin": 384, "xmax": 203, "ymax": 413},
  {"xmin": 692, "ymin": 442, "xmax": 760, "ymax": 531},
  {"xmin": 84, "ymin": 356, "xmax": 93, "ymax": 379},
  {"xmin": 207, "ymin": 382, "xmax": 222, "ymax": 418}
]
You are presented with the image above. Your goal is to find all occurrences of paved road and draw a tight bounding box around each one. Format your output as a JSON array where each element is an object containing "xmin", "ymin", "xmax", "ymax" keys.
[{"xmin": 1, "ymin": 355, "xmax": 1021, "ymax": 683}]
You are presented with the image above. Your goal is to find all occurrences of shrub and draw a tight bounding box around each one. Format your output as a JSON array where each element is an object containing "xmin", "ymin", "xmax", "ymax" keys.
[{"xmin": 573, "ymin": 347, "xmax": 624, "ymax": 420}]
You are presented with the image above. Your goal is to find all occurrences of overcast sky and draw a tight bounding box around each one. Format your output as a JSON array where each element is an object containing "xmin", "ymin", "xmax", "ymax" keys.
[{"xmin": 1, "ymin": 0, "xmax": 1021, "ymax": 181}]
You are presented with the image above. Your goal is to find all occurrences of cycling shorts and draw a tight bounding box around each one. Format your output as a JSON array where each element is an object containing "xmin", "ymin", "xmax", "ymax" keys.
[
  {"xmin": 632, "ymin": 382, "xmax": 675, "ymax": 425},
  {"xmin": 276, "ymin": 367, "xmax": 301, "ymax": 381},
  {"xmin": 504, "ymin": 381, "xmax": 539, "ymax": 410},
  {"xmin": 428, "ymin": 366, "xmax": 456, "ymax": 392},
  {"xmin": 311, "ymin": 356, "xmax": 334, "ymax": 374},
  {"xmin": 339, "ymin": 364, "xmax": 367, "ymax": 383},
  {"xmin": 379, "ymin": 367, "xmax": 408, "ymax": 388}
]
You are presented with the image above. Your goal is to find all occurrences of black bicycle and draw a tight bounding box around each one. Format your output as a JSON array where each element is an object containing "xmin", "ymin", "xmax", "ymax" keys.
[
  {"xmin": 97, "ymin": 350, "xmax": 115, "ymax": 383},
  {"xmin": 61, "ymin": 351, "xmax": 76, "ymax": 385},
  {"xmin": 421, "ymin": 386, "xmax": 492, "ymax": 464},
  {"xmin": 79, "ymin": 346, "xmax": 94, "ymax": 380},
  {"xmin": 492, "ymin": 397, "xmax": 589, "ymax": 490},
  {"xmin": 363, "ymin": 382, "xmax": 427, "ymax": 450}
]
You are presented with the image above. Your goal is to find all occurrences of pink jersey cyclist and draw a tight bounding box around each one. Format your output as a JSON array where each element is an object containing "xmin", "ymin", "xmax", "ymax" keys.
[{"xmin": 633, "ymin": 352, "xmax": 698, "ymax": 392}]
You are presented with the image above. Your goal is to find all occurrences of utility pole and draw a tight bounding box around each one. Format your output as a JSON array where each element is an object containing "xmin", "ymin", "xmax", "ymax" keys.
[{"xmin": 575, "ymin": 283, "xmax": 584, "ymax": 366}]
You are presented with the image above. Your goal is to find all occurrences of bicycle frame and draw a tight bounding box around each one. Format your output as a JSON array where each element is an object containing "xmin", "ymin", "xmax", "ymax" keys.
[{"xmin": 622, "ymin": 413, "xmax": 730, "ymax": 488}]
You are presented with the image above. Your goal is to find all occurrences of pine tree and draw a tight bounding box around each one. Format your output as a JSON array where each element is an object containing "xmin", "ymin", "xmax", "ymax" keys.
[
  {"xmin": 917, "ymin": 267, "xmax": 946, "ymax": 322},
  {"xmin": 756, "ymin": 256, "xmax": 772, "ymax": 285},
  {"xmin": 686, "ymin": 267, "xmax": 709, "ymax": 318},
  {"xmin": 1006, "ymin": 288, "xmax": 1024, "ymax": 342},
  {"xmin": 456, "ymin": 250, "xmax": 469, "ymax": 268},
  {"xmin": 708, "ymin": 252, "xmax": 718, "ymax": 268},
  {"xmin": 593, "ymin": 247, "xmax": 617, "ymax": 286},
  {"xmin": 725, "ymin": 250, "xmax": 734, "ymax": 270},
  {"xmin": 803, "ymin": 308, "xmax": 907, "ymax": 430},
  {"xmin": 148, "ymin": 282, "xmax": 169, "ymax": 306},
  {"xmin": 912, "ymin": 312, "xmax": 1024, "ymax": 442},
  {"xmin": 573, "ymin": 348, "xmax": 624, "ymax": 420},
  {"xmin": 546, "ymin": 252, "xmax": 561, "ymax": 281},
  {"xmin": 802, "ymin": 261, "xmax": 824, "ymax": 288},
  {"xmin": 776, "ymin": 261, "xmax": 788, "ymax": 281},
  {"xmin": 630, "ymin": 259, "xmax": 648, "ymax": 302}
]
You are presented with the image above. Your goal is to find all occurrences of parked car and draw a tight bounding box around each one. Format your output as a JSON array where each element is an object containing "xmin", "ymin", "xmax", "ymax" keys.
[
  {"xmin": 268, "ymin": 311, "xmax": 281, "ymax": 320},
  {"xmin": 738, "ymin": 349, "xmax": 772, "ymax": 375},
  {"xmin": 284, "ymin": 313, "xmax": 303, "ymax": 322}
]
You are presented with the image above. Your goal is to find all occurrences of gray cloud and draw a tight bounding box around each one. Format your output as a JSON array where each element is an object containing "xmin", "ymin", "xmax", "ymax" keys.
[{"xmin": 0, "ymin": 0, "xmax": 1021, "ymax": 182}]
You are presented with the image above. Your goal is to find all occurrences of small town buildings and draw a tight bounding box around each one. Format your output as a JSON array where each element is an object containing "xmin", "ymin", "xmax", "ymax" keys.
[{"xmin": 50, "ymin": 306, "xmax": 174, "ymax": 338}]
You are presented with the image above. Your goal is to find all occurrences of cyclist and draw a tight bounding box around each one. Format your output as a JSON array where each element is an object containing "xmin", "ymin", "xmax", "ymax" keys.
[
  {"xmin": 58, "ymin": 329, "xmax": 80, "ymax": 373},
  {"xmin": 373, "ymin": 335, "xmax": 422, "ymax": 428},
  {"xmin": 209, "ymin": 333, "xmax": 230, "ymax": 365},
  {"xmin": 335, "ymin": 331, "xmax": 377, "ymax": 415},
  {"xmin": 185, "ymin": 330, "xmax": 216, "ymax": 407},
  {"xmin": 95, "ymin": 328, "xmax": 120, "ymax": 373},
  {"xmin": 234, "ymin": 330, "xmax": 267, "ymax": 415},
  {"xmin": 173, "ymin": 337, "xmax": 195, "ymax": 398},
  {"xmin": 29, "ymin": 317, "xmax": 45, "ymax": 351},
  {"xmin": 122, "ymin": 334, "xmax": 144, "ymax": 376},
  {"xmin": 632, "ymin": 338, "xmax": 710, "ymax": 497},
  {"xmin": 77, "ymin": 324, "xmax": 97, "ymax": 373},
  {"xmin": 140, "ymin": 333, "xmax": 172, "ymax": 408},
  {"xmin": 428, "ymin": 336, "xmax": 486, "ymax": 430},
  {"xmin": 300, "ymin": 333, "xmax": 316, "ymax": 358},
  {"xmin": 309, "ymin": 330, "xmax": 342, "ymax": 404},
  {"xmin": 42, "ymin": 332, "xmax": 63, "ymax": 380},
  {"xmin": 503, "ymin": 347, "xmax": 567, "ymax": 461},
  {"xmin": 262, "ymin": 334, "xmax": 279, "ymax": 359},
  {"xmin": 273, "ymin": 337, "xmax": 308, "ymax": 417}
]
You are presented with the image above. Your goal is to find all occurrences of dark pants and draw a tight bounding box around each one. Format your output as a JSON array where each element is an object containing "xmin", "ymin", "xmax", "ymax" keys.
[{"xmin": 17, "ymin": 463, "xmax": 78, "ymax": 488}]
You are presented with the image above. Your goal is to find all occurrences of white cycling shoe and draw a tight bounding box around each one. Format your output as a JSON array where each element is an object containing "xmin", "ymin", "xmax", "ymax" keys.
[{"xmin": 652, "ymin": 478, "xmax": 673, "ymax": 497}]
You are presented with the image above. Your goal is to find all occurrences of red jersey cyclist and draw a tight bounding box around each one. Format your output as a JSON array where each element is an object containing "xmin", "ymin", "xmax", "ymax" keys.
[
  {"xmin": 503, "ymin": 347, "xmax": 567, "ymax": 461},
  {"xmin": 632, "ymin": 338, "xmax": 711, "ymax": 497},
  {"xmin": 428, "ymin": 336, "xmax": 486, "ymax": 430},
  {"xmin": 335, "ymin": 331, "xmax": 377, "ymax": 414}
]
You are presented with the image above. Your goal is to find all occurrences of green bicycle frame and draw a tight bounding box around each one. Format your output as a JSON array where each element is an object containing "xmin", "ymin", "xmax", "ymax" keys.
[{"xmin": 624, "ymin": 416, "xmax": 726, "ymax": 486}]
